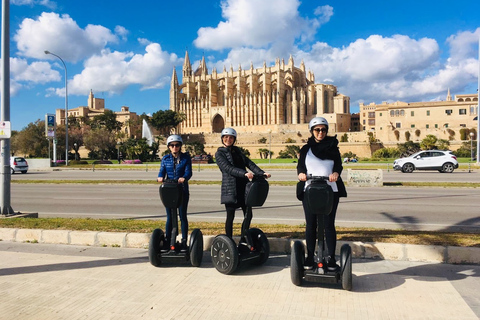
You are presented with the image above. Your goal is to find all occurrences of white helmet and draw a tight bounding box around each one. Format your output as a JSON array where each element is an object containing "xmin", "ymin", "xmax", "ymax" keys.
[
  {"xmin": 308, "ymin": 117, "xmax": 329, "ymax": 131},
  {"xmin": 167, "ymin": 134, "xmax": 183, "ymax": 146},
  {"xmin": 221, "ymin": 127, "xmax": 237, "ymax": 138}
]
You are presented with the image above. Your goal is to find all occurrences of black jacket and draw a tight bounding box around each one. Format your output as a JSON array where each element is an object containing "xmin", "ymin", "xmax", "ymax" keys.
[
  {"xmin": 297, "ymin": 135, "xmax": 347, "ymax": 197},
  {"xmin": 216, "ymin": 146, "xmax": 265, "ymax": 204}
]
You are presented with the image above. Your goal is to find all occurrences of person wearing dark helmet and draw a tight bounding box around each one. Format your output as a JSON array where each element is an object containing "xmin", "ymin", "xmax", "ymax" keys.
[
  {"xmin": 297, "ymin": 117, "xmax": 347, "ymax": 270},
  {"xmin": 157, "ymin": 134, "xmax": 192, "ymax": 253},
  {"xmin": 215, "ymin": 128, "xmax": 271, "ymax": 239}
]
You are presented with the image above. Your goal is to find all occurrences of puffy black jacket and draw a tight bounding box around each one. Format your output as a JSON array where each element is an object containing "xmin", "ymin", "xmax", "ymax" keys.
[{"xmin": 216, "ymin": 146, "xmax": 265, "ymax": 204}]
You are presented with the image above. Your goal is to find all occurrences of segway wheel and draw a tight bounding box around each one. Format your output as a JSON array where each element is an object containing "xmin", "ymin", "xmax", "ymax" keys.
[
  {"xmin": 148, "ymin": 228, "xmax": 165, "ymax": 267},
  {"xmin": 290, "ymin": 240, "xmax": 305, "ymax": 286},
  {"xmin": 211, "ymin": 235, "xmax": 238, "ymax": 274},
  {"xmin": 247, "ymin": 228, "xmax": 270, "ymax": 265},
  {"xmin": 340, "ymin": 244, "xmax": 353, "ymax": 291},
  {"xmin": 189, "ymin": 228, "xmax": 204, "ymax": 267}
]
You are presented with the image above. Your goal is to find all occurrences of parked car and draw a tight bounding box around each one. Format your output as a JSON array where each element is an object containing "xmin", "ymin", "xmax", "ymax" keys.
[
  {"xmin": 10, "ymin": 156, "xmax": 28, "ymax": 174},
  {"xmin": 393, "ymin": 150, "xmax": 458, "ymax": 173}
]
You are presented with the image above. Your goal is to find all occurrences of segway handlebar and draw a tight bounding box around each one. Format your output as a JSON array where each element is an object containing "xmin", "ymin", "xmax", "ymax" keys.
[{"xmin": 306, "ymin": 175, "xmax": 329, "ymax": 182}]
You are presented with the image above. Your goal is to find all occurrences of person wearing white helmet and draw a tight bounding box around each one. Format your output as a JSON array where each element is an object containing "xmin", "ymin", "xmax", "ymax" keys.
[
  {"xmin": 297, "ymin": 117, "xmax": 347, "ymax": 270},
  {"xmin": 215, "ymin": 127, "xmax": 271, "ymax": 238},
  {"xmin": 157, "ymin": 134, "xmax": 192, "ymax": 252}
]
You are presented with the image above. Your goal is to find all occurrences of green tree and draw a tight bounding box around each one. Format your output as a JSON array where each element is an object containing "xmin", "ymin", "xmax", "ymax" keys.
[
  {"xmin": 11, "ymin": 119, "xmax": 49, "ymax": 157},
  {"xmin": 420, "ymin": 135, "xmax": 438, "ymax": 150},
  {"xmin": 397, "ymin": 141, "xmax": 421, "ymax": 157},
  {"xmin": 84, "ymin": 127, "xmax": 117, "ymax": 160},
  {"xmin": 150, "ymin": 110, "xmax": 185, "ymax": 135},
  {"xmin": 90, "ymin": 110, "xmax": 122, "ymax": 132},
  {"xmin": 184, "ymin": 141, "xmax": 205, "ymax": 155},
  {"xmin": 278, "ymin": 145, "xmax": 300, "ymax": 158}
]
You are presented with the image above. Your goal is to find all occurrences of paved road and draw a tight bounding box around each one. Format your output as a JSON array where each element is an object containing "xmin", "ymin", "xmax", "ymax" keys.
[
  {"xmin": 1, "ymin": 241, "xmax": 479, "ymax": 319},
  {"xmin": 12, "ymin": 167, "xmax": 480, "ymax": 182},
  {"xmin": 11, "ymin": 183, "xmax": 480, "ymax": 232}
]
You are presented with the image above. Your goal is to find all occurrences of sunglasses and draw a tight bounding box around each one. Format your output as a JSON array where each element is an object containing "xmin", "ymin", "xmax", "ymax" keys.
[
  {"xmin": 169, "ymin": 144, "xmax": 181, "ymax": 148},
  {"xmin": 313, "ymin": 128, "xmax": 327, "ymax": 133}
]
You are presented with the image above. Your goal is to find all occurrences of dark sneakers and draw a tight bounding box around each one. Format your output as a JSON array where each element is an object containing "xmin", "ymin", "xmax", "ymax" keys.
[
  {"xmin": 326, "ymin": 255, "xmax": 339, "ymax": 272},
  {"xmin": 304, "ymin": 256, "xmax": 314, "ymax": 270},
  {"xmin": 180, "ymin": 239, "xmax": 188, "ymax": 253}
]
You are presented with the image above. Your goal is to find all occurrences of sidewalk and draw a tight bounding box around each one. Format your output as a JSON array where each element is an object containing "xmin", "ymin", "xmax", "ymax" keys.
[{"xmin": 1, "ymin": 241, "xmax": 479, "ymax": 319}]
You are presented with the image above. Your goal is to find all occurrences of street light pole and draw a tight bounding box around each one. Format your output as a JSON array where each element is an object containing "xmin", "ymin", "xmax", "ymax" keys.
[
  {"xmin": 44, "ymin": 50, "xmax": 68, "ymax": 166},
  {"xmin": 471, "ymin": 132, "xmax": 475, "ymax": 162},
  {"xmin": 267, "ymin": 129, "xmax": 272, "ymax": 164}
]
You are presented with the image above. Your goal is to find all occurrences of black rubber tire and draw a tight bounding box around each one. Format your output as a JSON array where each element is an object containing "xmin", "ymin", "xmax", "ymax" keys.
[
  {"xmin": 290, "ymin": 240, "xmax": 305, "ymax": 286},
  {"xmin": 247, "ymin": 228, "xmax": 270, "ymax": 265},
  {"xmin": 402, "ymin": 163, "xmax": 414, "ymax": 173},
  {"xmin": 442, "ymin": 162, "xmax": 455, "ymax": 173},
  {"xmin": 148, "ymin": 228, "xmax": 164, "ymax": 267},
  {"xmin": 211, "ymin": 235, "xmax": 238, "ymax": 274},
  {"xmin": 340, "ymin": 244, "xmax": 353, "ymax": 291},
  {"xmin": 189, "ymin": 228, "xmax": 203, "ymax": 267}
]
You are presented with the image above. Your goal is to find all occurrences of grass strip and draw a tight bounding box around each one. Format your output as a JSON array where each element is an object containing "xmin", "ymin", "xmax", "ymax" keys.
[{"xmin": 0, "ymin": 217, "xmax": 478, "ymax": 247}]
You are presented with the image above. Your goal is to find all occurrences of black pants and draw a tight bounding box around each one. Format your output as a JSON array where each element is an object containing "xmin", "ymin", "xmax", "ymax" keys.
[
  {"xmin": 225, "ymin": 204, "xmax": 252, "ymax": 238},
  {"xmin": 302, "ymin": 193, "xmax": 340, "ymax": 259}
]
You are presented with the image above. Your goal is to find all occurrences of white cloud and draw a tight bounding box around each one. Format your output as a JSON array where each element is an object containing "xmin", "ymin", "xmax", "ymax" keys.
[
  {"xmin": 446, "ymin": 28, "xmax": 480, "ymax": 62},
  {"xmin": 14, "ymin": 12, "xmax": 119, "ymax": 62},
  {"xmin": 194, "ymin": 0, "xmax": 325, "ymax": 51},
  {"xmin": 66, "ymin": 43, "xmax": 181, "ymax": 95},
  {"xmin": 12, "ymin": 0, "xmax": 57, "ymax": 9}
]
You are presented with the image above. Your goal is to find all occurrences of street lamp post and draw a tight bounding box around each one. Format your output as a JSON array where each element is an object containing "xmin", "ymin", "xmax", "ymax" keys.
[
  {"xmin": 267, "ymin": 129, "xmax": 272, "ymax": 164},
  {"xmin": 44, "ymin": 50, "xmax": 68, "ymax": 166},
  {"xmin": 470, "ymin": 132, "xmax": 475, "ymax": 162}
]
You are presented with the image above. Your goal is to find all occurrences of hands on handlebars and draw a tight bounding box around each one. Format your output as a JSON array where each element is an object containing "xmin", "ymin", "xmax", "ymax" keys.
[
  {"xmin": 245, "ymin": 172, "xmax": 271, "ymax": 180},
  {"xmin": 157, "ymin": 177, "xmax": 185, "ymax": 183},
  {"xmin": 298, "ymin": 172, "xmax": 339, "ymax": 182}
]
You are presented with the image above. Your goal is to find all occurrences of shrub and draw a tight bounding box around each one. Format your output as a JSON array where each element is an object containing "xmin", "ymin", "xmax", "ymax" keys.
[
  {"xmin": 93, "ymin": 160, "xmax": 113, "ymax": 164},
  {"xmin": 69, "ymin": 160, "xmax": 88, "ymax": 165},
  {"xmin": 122, "ymin": 159, "xmax": 143, "ymax": 164}
]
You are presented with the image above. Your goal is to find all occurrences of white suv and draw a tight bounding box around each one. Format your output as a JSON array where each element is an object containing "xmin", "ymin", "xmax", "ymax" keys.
[
  {"xmin": 393, "ymin": 150, "xmax": 458, "ymax": 173},
  {"xmin": 10, "ymin": 156, "xmax": 29, "ymax": 174}
]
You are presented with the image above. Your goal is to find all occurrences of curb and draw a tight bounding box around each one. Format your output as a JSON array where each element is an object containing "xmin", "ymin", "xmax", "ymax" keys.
[{"xmin": 1, "ymin": 227, "xmax": 479, "ymax": 265}]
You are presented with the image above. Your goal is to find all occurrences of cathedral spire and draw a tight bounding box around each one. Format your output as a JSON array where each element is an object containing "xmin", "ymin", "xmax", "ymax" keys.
[
  {"xmin": 446, "ymin": 88, "xmax": 452, "ymax": 101},
  {"xmin": 183, "ymin": 50, "xmax": 192, "ymax": 78},
  {"xmin": 200, "ymin": 55, "xmax": 208, "ymax": 75},
  {"xmin": 171, "ymin": 67, "xmax": 178, "ymax": 86}
]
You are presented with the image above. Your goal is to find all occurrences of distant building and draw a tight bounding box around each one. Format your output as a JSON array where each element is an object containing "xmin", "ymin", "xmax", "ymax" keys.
[
  {"xmin": 170, "ymin": 51, "xmax": 351, "ymax": 135},
  {"xmin": 359, "ymin": 90, "xmax": 478, "ymax": 142},
  {"xmin": 55, "ymin": 90, "xmax": 139, "ymax": 137}
]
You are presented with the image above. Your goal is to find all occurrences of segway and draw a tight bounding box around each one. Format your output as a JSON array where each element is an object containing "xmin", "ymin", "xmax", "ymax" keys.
[
  {"xmin": 290, "ymin": 176, "xmax": 352, "ymax": 290},
  {"xmin": 149, "ymin": 179, "xmax": 203, "ymax": 267},
  {"xmin": 211, "ymin": 175, "xmax": 270, "ymax": 274}
]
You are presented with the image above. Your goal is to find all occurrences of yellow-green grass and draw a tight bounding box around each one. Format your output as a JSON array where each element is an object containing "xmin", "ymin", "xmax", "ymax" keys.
[{"xmin": 0, "ymin": 217, "xmax": 478, "ymax": 247}]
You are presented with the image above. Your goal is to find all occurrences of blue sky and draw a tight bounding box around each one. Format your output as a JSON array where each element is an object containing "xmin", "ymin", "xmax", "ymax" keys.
[{"xmin": 2, "ymin": 0, "xmax": 480, "ymax": 131}]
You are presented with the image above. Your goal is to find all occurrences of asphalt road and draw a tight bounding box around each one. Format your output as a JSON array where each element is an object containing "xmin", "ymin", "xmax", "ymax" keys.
[
  {"xmin": 10, "ymin": 169, "xmax": 480, "ymax": 232},
  {"xmin": 11, "ymin": 167, "xmax": 480, "ymax": 183}
]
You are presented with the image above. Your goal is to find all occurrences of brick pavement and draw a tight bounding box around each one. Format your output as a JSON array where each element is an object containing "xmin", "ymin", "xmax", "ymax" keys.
[{"xmin": 0, "ymin": 241, "xmax": 479, "ymax": 320}]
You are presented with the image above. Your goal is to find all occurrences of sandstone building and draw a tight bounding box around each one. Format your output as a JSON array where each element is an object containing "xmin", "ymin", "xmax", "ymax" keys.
[
  {"xmin": 55, "ymin": 90, "xmax": 139, "ymax": 137},
  {"xmin": 170, "ymin": 52, "xmax": 352, "ymax": 135},
  {"xmin": 360, "ymin": 90, "xmax": 478, "ymax": 143}
]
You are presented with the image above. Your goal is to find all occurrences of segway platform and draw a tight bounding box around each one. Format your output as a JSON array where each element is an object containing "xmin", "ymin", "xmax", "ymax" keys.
[
  {"xmin": 149, "ymin": 180, "xmax": 203, "ymax": 267},
  {"xmin": 290, "ymin": 176, "xmax": 352, "ymax": 290},
  {"xmin": 211, "ymin": 175, "xmax": 270, "ymax": 274}
]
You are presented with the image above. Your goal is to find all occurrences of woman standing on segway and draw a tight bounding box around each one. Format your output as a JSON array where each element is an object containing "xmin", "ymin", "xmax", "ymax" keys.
[
  {"xmin": 297, "ymin": 117, "xmax": 347, "ymax": 270},
  {"xmin": 157, "ymin": 134, "xmax": 192, "ymax": 252},
  {"xmin": 215, "ymin": 128, "xmax": 271, "ymax": 239}
]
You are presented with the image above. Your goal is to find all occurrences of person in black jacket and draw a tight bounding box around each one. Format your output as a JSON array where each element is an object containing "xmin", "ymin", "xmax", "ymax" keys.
[
  {"xmin": 215, "ymin": 128, "xmax": 271, "ymax": 239},
  {"xmin": 297, "ymin": 117, "xmax": 347, "ymax": 270}
]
